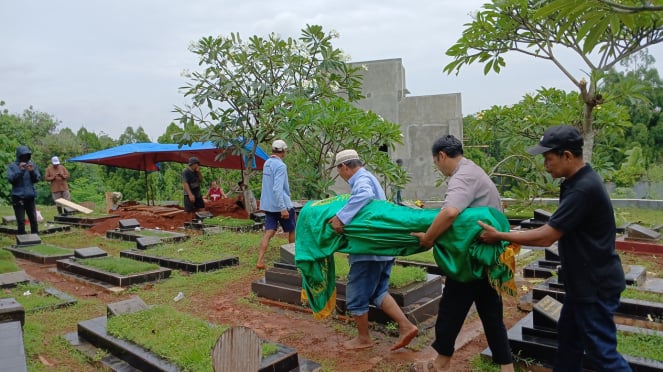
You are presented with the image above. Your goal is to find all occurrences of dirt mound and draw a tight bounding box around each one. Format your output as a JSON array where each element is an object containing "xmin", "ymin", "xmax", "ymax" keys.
[{"xmin": 88, "ymin": 197, "xmax": 249, "ymax": 235}]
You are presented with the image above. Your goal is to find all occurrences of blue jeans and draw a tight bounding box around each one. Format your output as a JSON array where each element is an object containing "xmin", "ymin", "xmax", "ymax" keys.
[
  {"xmin": 345, "ymin": 260, "xmax": 394, "ymax": 316},
  {"xmin": 555, "ymin": 295, "xmax": 631, "ymax": 371}
]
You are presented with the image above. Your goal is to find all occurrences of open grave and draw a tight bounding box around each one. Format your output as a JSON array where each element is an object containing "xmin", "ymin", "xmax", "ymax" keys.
[
  {"xmin": 120, "ymin": 241, "xmax": 239, "ymax": 274},
  {"xmin": 252, "ymin": 243, "xmax": 442, "ymax": 325},
  {"xmin": 56, "ymin": 247, "xmax": 171, "ymax": 291},
  {"xmin": 487, "ymin": 266, "xmax": 663, "ymax": 369},
  {"xmin": 65, "ymin": 297, "xmax": 322, "ymax": 371},
  {"xmin": 105, "ymin": 218, "xmax": 188, "ymax": 243}
]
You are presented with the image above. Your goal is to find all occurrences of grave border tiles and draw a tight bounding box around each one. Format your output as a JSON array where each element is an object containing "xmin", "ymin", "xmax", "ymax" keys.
[
  {"xmin": 56, "ymin": 258, "xmax": 171, "ymax": 287},
  {"xmin": 119, "ymin": 249, "xmax": 239, "ymax": 273}
]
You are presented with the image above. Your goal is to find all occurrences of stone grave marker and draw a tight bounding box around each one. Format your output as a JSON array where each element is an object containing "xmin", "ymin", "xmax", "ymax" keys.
[
  {"xmin": 0, "ymin": 298, "xmax": 25, "ymax": 326},
  {"xmin": 118, "ymin": 219, "xmax": 140, "ymax": 230},
  {"xmin": 2, "ymin": 216, "xmax": 16, "ymax": 224},
  {"xmin": 212, "ymin": 326, "xmax": 261, "ymax": 372},
  {"xmin": 250, "ymin": 212, "xmax": 266, "ymax": 223},
  {"xmin": 74, "ymin": 247, "xmax": 108, "ymax": 259},
  {"xmin": 0, "ymin": 321, "xmax": 28, "ymax": 372},
  {"xmin": 203, "ymin": 226, "xmax": 222, "ymax": 235},
  {"xmin": 107, "ymin": 296, "xmax": 148, "ymax": 317},
  {"xmin": 626, "ymin": 224, "xmax": 662, "ymax": 242},
  {"xmin": 533, "ymin": 209, "xmax": 552, "ymax": 222},
  {"xmin": 15, "ymin": 234, "xmax": 41, "ymax": 246},
  {"xmin": 136, "ymin": 237, "xmax": 162, "ymax": 250},
  {"xmin": 532, "ymin": 295, "xmax": 562, "ymax": 330},
  {"xmin": 195, "ymin": 211, "xmax": 214, "ymax": 221},
  {"xmin": 280, "ymin": 243, "xmax": 296, "ymax": 266}
]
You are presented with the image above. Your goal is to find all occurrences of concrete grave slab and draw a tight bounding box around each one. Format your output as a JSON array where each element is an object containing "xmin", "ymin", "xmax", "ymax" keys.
[
  {"xmin": 15, "ymin": 234, "xmax": 41, "ymax": 246},
  {"xmin": 2, "ymin": 216, "xmax": 16, "ymax": 224},
  {"xmin": 136, "ymin": 237, "xmax": 162, "ymax": 250},
  {"xmin": 0, "ymin": 298, "xmax": 25, "ymax": 326},
  {"xmin": 0, "ymin": 271, "xmax": 29, "ymax": 288},
  {"xmin": 626, "ymin": 223, "xmax": 662, "ymax": 242},
  {"xmin": 75, "ymin": 247, "xmax": 108, "ymax": 259},
  {"xmin": 279, "ymin": 243, "xmax": 296, "ymax": 266},
  {"xmin": 194, "ymin": 211, "xmax": 213, "ymax": 220},
  {"xmin": 0, "ymin": 321, "xmax": 28, "ymax": 372},
  {"xmin": 118, "ymin": 219, "xmax": 140, "ymax": 230},
  {"xmin": 107, "ymin": 296, "xmax": 148, "ymax": 317},
  {"xmin": 533, "ymin": 209, "xmax": 552, "ymax": 222}
]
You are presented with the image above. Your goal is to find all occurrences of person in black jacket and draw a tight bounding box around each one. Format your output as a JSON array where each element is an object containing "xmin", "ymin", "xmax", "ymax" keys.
[
  {"xmin": 479, "ymin": 125, "xmax": 630, "ymax": 371},
  {"xmin": 7, "ymin": 145, "xmax": 42, "ymax": 234}
]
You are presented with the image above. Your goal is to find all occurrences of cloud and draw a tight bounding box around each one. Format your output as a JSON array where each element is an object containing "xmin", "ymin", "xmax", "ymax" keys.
[{"xmin": 1, "ymin": 0, "xmax": 661, "ymax": 141}]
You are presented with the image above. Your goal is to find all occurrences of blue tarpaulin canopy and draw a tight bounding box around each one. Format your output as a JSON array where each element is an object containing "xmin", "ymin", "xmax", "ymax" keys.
[{"xmin": 69, "ymin": 141, "xmax": 269, "ymax": 171}]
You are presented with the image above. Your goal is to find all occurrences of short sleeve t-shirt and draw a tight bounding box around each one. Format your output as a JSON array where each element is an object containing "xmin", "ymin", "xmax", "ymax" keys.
[{"xmin": 443, "ymin": 158, "xmax": 502, "ymax": 211}]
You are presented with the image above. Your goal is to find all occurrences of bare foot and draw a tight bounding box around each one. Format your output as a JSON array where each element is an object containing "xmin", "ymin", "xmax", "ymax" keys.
[
  {"xmin": 342, "ymin": 337, "xmax": 373, "ymax": 350},
  {"xmin": 390, "ymin": 326, "xmax": 419, "ymax": 351}
]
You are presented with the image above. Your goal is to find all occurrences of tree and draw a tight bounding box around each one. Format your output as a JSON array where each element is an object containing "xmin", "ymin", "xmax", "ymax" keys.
[
  {"xmin": 174, "ymin": 24, "xmax": 363, "ymax": 186},
  {"xmin": 444, "ymin": 0, "xmax": 663, "ymax": 163},
  {"xmin": 278, "ymin": 96, "xmax": 406, "ymax": 199}
]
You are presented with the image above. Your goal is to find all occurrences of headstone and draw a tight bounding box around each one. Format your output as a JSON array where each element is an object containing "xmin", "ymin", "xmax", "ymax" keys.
[
  {"xmin": 250, "ymin": 212, "xmax": 266, "ymax": 223},
  {"xmin": 280, "ymin": 243, "xmax": 296, "ymax": 266},
  {"xmin": 15, "ymin": 234, "xmax": 41, "ymax": 246},
  {"xmin": 107, "ymin": 296, "xmax": 148, "ymax": 317},
  {"xmin": 544, "ymin": 245, "xmax": 559, "ymax": 261},
  {"xmin": 211, "ymin": 326, "xmax": 261, "ymax": 372},
  {"xmin": 136, "ymin": 237, "xmax": 162, "ymax": 250},
  {"xmin": 0, "ymin": 321, "xmax": 28, "ymax": 372},
  {"xmin": 195, "ymin": 211, "xmax": 214, "ymax": 221},
  {"xmin": 74, "ymin": 247, "xmax": 108, "ymax": 259},
  {"xmin": 626, "ymin": 224, "xmax": 662, "ymax": 242},
  {"xmin": 2, "ymin": 216, "xmax": 16, "ymax": 224},
  {"xmin": 0, "ymin": 298, "xmax": 25, "ymax": 326},
  {"xmin": 203, "ymin": 226, "xmax": 222, "ymax": 235},
  {"xmin": 533, "ymin": 209, "xmax": 552, "ymax": 222},
  {"xmin": 532, "ymin": 295, "xmax": 562, "ymax": 329},
  {"xmin": 118, "ymin": 219, "xmax": 140, "ymax": 230},
  {"xmin": 0, "ymin": 271, "xmax": 29, "ymax": 287}
]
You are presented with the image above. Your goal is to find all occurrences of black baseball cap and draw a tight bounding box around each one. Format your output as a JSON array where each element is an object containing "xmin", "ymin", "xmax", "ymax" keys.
[{"xmin": 527, "ymin": 125, "xmax": 583, "ymax": 155}]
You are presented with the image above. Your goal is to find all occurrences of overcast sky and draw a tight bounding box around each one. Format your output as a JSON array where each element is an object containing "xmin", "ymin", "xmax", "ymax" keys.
[{"xmin": 2, "ymin": 1, "xmax": 662, "ymax": 141}]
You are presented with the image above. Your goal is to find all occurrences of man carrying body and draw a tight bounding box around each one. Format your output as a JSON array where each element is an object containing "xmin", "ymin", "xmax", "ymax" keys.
[
  {"xmin": 256, "ymin": 140, "xmax": 295, "ymax": 269},
  {"xmin": 329, "ymin": 149, "xmax": 418, "ymax": 351},
  {"xmin": 411, "ymin": 135, "xmax": 513, "ymax": 371},
  {"xmin": 479, "ymin": 125, "xmax": 630, "ymax": 371},
  {"xmin": 45, "ymin": 156, "xmax": 70, "ymax": 215}
]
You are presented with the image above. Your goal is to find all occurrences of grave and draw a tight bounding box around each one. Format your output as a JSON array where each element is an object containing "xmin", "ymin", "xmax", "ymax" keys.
[
  {"xmin": 106, "ymin": 228, "xmax": 188, "ymax": 243},
  {"xmin": 56, "ymin": 258, "xmax": 171, "ymax": 288},
  {"xmin": 5, "ymin": 244, "xmax": 75, "ymax": 264},
  {"xmin": 0, "ymin": 223, "xmax": 70, "ymax": 235},
  {"xmin": 184, "ymin": 219, "xmax": 264, "ymax": 232},
  {"xmin": 120, "ymin": 249, "xmax": 239, "ymax": 273},
  {"xmin": 252, "ymin": 244, "xmax": 442, "ymax": 325},
  {"xmin": 0, "ymin": 321, "xmax": 28, "ymax": 372},
  {"xmin": 485, "ymin": 294, "xmax": 663, "ymax": 370},
  {"xmin": 496, "ymin": 264, "xmax": 663, "ymax": 369},
  {"xmin": 66, "ymin": 298, "xmax": 321, "ymax": 372},
  {"xmin": 519, "ymin": 209, "xmax": 552, "ymax": 229},
  {"xmin": 1, "ymin": 284, "xmax": 77, "ymax": 313},
  {"xmin": 194, "ymin": 210, "xmax": 214, "ymax": 221}
]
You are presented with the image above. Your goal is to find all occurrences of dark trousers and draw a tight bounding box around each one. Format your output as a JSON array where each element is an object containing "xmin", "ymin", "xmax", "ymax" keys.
[
  {"xmin": 12, "ymin": 196, "xmax": 38, "ymax": 234},
  {"xmin": 555, "ymin": 295, "xmax": 631, "ymax": 371},
  {"xmin": 432, "ymin": 277, "xmax": 512, "ymax": 365}
]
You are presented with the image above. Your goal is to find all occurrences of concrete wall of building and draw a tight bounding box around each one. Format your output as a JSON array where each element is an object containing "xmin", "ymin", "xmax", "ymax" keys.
[{"xmin": 330, "ymin": 58, "xmax": 463, "ymax": 200}]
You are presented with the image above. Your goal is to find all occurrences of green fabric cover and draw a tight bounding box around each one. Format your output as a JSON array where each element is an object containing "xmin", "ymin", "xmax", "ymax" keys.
[{"xmin": 294, "ymin": 195, "xmax": 515, "ymax": 319}]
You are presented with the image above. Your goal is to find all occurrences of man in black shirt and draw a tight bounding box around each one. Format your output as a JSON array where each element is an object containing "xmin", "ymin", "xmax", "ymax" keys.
[
  {"xmin": 182, "ymin": 157, "xmax": 204, "ymax": 212},
  {"xmin": 479, "ymin": 125, "xmax": 630, "ymax": 371}
]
